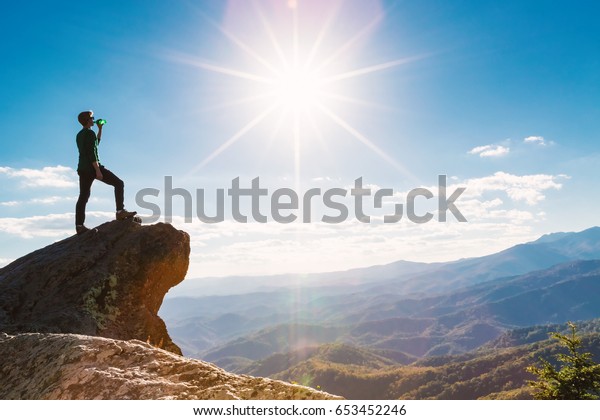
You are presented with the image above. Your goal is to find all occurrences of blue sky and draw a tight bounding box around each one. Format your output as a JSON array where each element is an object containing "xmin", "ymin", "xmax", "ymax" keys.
[{"xmin": 1, "ymin": 0, "xmax": 599, "ymax": 278}]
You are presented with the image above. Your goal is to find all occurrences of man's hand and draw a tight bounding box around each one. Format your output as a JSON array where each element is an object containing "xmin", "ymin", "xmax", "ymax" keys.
[
  {"xmin": 96, "ymin": 123, "xmax": 103, "ymax": 142},
  {"xmin": 93, "ymin": 162, "xmax": 103, "ymax": 180}
]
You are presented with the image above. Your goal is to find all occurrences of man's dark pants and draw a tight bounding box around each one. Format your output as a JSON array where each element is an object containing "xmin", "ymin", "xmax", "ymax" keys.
[{"xmin": 75, "ymin": 166, "xmax": 124, "ymax": 226}]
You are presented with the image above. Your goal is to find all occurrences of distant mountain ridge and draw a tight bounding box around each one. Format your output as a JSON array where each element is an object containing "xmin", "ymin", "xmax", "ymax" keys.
[
  {"xmin": 196, "ymin": 259, "xmax": 600, "ymax": 366},
  {"xmin": 377, "ymin": 226, "xmax": 600, "ymax": 295},
  {"xmin": 162, "ymin": 226, "xmax": 600, "ymax": 363},
  {"xmin": 167, "ymin": 226, "xmax": 600, "ymax": 298}
]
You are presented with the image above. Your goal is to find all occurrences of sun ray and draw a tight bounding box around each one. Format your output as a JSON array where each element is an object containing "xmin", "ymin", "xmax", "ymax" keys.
[
  {"xmin": 317, "ymin": 103, "xmax": 415, "ymax": 180},
  {"xmin": 269, "ymin": 106, "xmax": 289, "ymax": 141},
  {"xmin": 303, "ymin": 108, "xmax": 335, "ymax": 166},
  {"xmin": 304, "ymin": 108, "xmax": 326, "ymax": 144},
  {"xmin": 323, "ymin": 55, "xmax": 427, "ymax": 84},
  {"xmin": 303, "ymin": 0, "xmax": 343, "ymax": 71},
  {"xmin": 188, "ymin": 104, "xmax": 278, "ymax": 174},
  {"xmin": 251, "ymin": 0, "xmax": 290, "ymax": 69},
  {"xmin": 292, "ymin": 1, "xmax": 299, "ymax": 68},
  {"xmin": 196, "ymin": 92, "xmax": 277, "ymax": 113},
  {"xmin": 174, "ymin": 1, "xmax": 422, "ymax": 183},
  {"xmin": 196, "ymin": 11, "xmax": 281, "ymax": 76},
  {"xmin": 166, "ymin": 52, "xmax": 272, "ymax": 83},
  {"xmin": 314, "ymin": 12, "xmax": 384, "ymax": 73},
  {"xmin": 256, "ymin": 106, "xmax": 290, "ymax": 171},
  {"xmin": 319, "ymin": 91, "xmax": 401, "ymax": 113},
  {"xmin": 293, "ymin": 112, "xmax": 301, "ymax": 192}
]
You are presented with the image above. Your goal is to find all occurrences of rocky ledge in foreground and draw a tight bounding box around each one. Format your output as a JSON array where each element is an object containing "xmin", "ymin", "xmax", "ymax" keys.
[
  {"xmin": 0, "ymin": 220, "xmax": 189, "ymax": 354},
  {"xmin": 0, "ymin": 333, "xmax": 340, "ymax": 399}
]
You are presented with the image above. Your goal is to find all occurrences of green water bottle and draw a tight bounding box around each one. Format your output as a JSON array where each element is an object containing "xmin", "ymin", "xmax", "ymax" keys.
[{"xmin": 95, "ymin": 118, "xmax": 107, "ymax": 126}]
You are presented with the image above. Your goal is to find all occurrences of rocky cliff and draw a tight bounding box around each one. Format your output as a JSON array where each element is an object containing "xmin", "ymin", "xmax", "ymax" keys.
[
  {"xmin": 0, "ymin": 333, "xmax": 338, "ymax": 399},
  {"xmin": 0, "ymin": 220, "xmax": 339, "ymax": 400},
  {"xmin": 0, "ymin": 220, "xmax": 189, "ymax": 354}
]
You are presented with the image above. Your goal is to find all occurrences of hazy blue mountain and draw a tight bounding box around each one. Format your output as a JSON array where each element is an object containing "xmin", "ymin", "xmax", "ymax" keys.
[
  {"xmin": 203, "ymin": 324, "xmax": 345, "ymax": 365},
  {"xmin": 371, "ymin": 226, "xmax": 600, "ymax": 295},
  {"xmin": 167, "ymin": 226, "xmax": 600, "ymax": 300},
  {"xmin": 343, "ymin": 260, "xmax": 600, "ymax": 356},
  {"xmin": 161, "ymin": 226, "xmax": 600, "ymax": 360},
  {"xmin": 186, "ymin": 260, "xmax": 600, "ymax": 362},
  {"xmin": 167, "ymin": 260, "xmax": 437, "ymax": 298}
]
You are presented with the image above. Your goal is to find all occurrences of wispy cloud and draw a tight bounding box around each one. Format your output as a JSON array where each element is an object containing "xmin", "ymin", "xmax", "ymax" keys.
[
  {"xmin": 524, "ymin": 135, "xmax": 548, "ymax": 146},
  {"xmin": 468, "ymin": 144, "xmax": 510, "ymax": 157},
  {"xmin": 0, "ymin": 165, "xmax": 77, "ymax": 188},
  {"xmin": 152, "ymin": 170, "xmax": 568, "ymax": 277},
  {"xmin": 0, "ymin": 213, "xmax": 73, "ymax": 239},
  {"xmin": 0, "ymin": 170, "xmax": 569, "ymax": 278},
  {"xmin": 391, "ymin": 172, "xmax": 567, "ymax": 207},
  {"xmin": 0, "ymin": 201, "xmax": 20, "ymax": 207},
  {"xmin": 0, "ymin": 211, "xmax": 113, "ymax": 239},
  {"xmin": 176, "ymin": 216, "xmax": 543, "ymax": 278},
  {"xmin": 459, "ymin": 171, "xmax": 568, "ymax": 205},
  {"xmin": 0, "ymin": 257, "xmax": 13, "ymax": 268},
  {"xmin": 31, "ymin": 196, "xmax": 77, "ymax": 205},
  {"xmin": 1, "ymin": 196, "xmax": 77, "ymax": 207}
]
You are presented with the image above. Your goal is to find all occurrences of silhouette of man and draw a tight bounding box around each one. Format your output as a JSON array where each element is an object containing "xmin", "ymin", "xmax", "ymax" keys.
[{"xmin": 75, "ymin": 110, "xmax": 136, "ymax": 234}]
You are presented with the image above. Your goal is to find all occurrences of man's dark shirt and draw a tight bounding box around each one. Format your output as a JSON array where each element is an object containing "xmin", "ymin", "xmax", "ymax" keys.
[{"xmin": 76, "ymin": 128, "xmax": 100, "ymax": 174}]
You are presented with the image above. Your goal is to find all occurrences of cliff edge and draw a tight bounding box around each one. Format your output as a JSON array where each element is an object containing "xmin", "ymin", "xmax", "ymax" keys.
[
  {"xmin": 0, "ymin": 220, "xmax": 189, "ymax": 354},
  {"xmin": 0, "ymin": 220, "xmax": 340, "ymax": 399},
  {"xmin": 0, "ymin": 332, "xmax": 339, "ymax": 399}
]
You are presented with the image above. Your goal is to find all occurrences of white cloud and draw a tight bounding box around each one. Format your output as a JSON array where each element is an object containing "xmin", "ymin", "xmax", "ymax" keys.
[
  {"xmin": 30, "ymin": 196, "xmax": 77, "ymax": 205},
  {"xmin": 0, "ymin": 170, "xmax": 569, "ymax": 279},
  {"xmin": 524, "ymin": 136, "xmax": 547, "ymax": 146},
  {"xmin": 389, "ymin": 172, "xmax": 566, "ymax": 207},
  {"xmin": 181, "ymin": 217, "xmax": 542, "ymax": 278},
  {"xmin": 468, "ymin": 144, "xmax": 510, "ymax": 157},
  {"xmin": 155, "ymin": 179, "xmax": 551, "ymax": 278},
  {"xmin": 0, "ymin": 196, "xmax": 77, "ymax": 207},
  {"xmin": 0, "ymin": 213, "xmax": 73, "ymax": 239},
  {"xmin": 0, "ymin": 211, "xmax": 113, "ymax": 239},
  {"xmin": 0, "ymin": 201, "xmax": 20, "ymax": 207},
  {"xmin": 0, "ymin": 257, "xmax": 13, "ymax": 268},
  {"xmin": 459, "ymin": 172, "xmax": 567, "ymax": 205},
  {"xmin": 311, "ymin": 176, "xmax": 341, "ymax": 182},
  {"xmin": 0, "ymin": 165, "xmax": 77, "ymax": 188}
]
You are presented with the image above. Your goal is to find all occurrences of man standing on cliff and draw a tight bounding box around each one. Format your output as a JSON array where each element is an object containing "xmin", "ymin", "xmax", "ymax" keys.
[{"xmin": 75, "ymin": 110, "xmax": 136, "ymax": 235}]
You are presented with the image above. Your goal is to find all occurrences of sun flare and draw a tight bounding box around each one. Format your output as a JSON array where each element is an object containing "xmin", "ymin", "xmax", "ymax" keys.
[
  {"xmin": 170, "ymin": 1, "xmax": 421, "ymax": 177},
  {"xmin": 271, "ymin": 67, "xmax": 322, "ymax": 110}
]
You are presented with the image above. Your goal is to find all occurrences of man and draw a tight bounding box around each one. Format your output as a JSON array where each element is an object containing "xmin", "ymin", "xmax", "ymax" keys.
[{"xmin": 75, "ymin": 110, "xmax": 136, "ymax": 234}]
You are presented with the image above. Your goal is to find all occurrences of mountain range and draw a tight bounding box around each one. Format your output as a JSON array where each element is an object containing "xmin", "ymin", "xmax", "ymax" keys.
[
  {"xmin": 237, "ymin": 321, "xmax": 600, "ymax": 399},
  {"xmin": 160, "ymin": 226, "xmax": 600, "ymax": 398}
]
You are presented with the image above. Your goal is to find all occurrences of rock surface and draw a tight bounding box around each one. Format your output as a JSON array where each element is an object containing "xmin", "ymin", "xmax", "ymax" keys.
[
  {"xmin": 0, "ymin": 220, "xmax": 342, "ymax": 399},
  {"xmin": 0, "ymin": 220, "xmax": 189, "ymax": 354},
  {"xmin": 0, "ymin": 332, "xmax": 340, "ymax": 399}
]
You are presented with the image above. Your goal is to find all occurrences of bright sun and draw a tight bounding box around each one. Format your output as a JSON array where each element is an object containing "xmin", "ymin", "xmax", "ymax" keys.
[
  {"xmin": 272, "ymin": 67, "xmax": 322, "ymax": 110},
  {"xmin": 169, "ymin": 1, "xmax": 421, "ymax": 177}
]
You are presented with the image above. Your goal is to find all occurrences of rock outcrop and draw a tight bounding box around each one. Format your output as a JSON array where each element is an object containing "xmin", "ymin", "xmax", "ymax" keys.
[
  {"xmin": 0, "ymin": 220, "xmax": 341, "ymax": 400},
  {"xmin": 0, "ymin": 333, "xmax": 339, "ymax": 399},
  {"xmin": 0, "ymin": 220, "xmax": 189, "ymax": 354}
]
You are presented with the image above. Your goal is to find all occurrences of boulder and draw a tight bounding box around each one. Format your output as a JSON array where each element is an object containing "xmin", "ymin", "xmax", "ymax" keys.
[
  {"xmin": 0, "ymin": 220, "xmax": 189, "ymax": 354},
  {"xmin": 0, "ymin": 332, "xmax": 340, "ymax": 400}
]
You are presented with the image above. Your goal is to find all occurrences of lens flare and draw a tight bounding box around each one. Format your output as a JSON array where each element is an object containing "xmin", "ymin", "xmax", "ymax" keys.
[{"xmin": 167, "ymin": 0, "xmax": 423, "ymax": 179}]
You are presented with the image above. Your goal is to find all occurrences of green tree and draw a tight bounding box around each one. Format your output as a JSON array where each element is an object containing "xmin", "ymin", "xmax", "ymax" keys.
[{"xmin": 527, "ymin": 322, "xmax": 600, "ymax": 399}]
